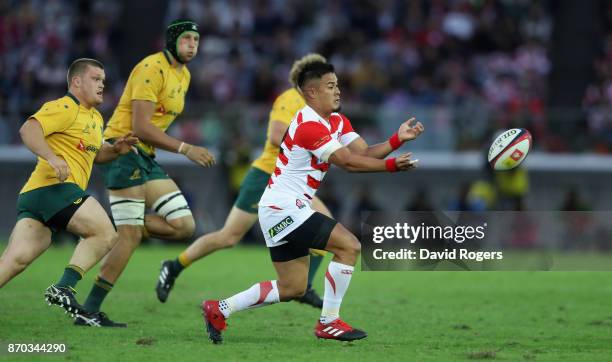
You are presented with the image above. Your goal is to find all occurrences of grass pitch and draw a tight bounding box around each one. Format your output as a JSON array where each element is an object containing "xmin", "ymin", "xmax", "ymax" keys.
[{"xmin": 1, "ymin": 244, "xmax": 611, "ymax": 361}]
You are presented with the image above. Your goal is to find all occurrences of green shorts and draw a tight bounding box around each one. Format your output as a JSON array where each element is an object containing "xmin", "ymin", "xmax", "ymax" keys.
[
  {"xmin": 101, "ymin": 142, "xmax": 169, "ymax": 190},
  {"xmin": 17, "ymin": 183, "xmax": 89, "ymax": 231},
  {"xmin": 234, "ymin": 167, "xmax": 271, "ymax": 213}
]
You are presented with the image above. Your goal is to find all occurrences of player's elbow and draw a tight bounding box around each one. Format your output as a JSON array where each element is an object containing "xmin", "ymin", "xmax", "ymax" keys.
[
  {"xmin": 19, "ymin": 120, "xmax": 36, "ymax": 142},
  {"xmin": 333, "ymin": 155, "xmax": 362, "ymax": 172},
  {"xmin": 131, "ymin": 122, "xmax": 149, "ymax": 142},
  {"xmin": 328, "ymin": 149, "xmax": 352, "ymax": 171}
]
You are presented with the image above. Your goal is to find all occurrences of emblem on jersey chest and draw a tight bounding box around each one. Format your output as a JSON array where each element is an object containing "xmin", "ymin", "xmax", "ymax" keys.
[{"xmin": 296, "ymin": 199, "xmax": 305, "ymax": 209}]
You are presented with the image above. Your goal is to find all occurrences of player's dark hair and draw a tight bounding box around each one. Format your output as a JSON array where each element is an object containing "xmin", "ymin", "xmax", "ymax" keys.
[
  {"xmin": 296, "ymin": 61, "xmax": 335, "ymax": 90},
  {"xmin": 289, "ymin": 53, "xmax": 327, "ymax": 88},
  {"xmin": 67, "ymin": 58, "xmax": 104, "ymax": 86}
]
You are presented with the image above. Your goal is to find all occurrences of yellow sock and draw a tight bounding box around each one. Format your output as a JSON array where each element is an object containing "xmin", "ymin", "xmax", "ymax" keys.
[
  {"xmin": 67, "ymin": 264, "xmax": 85, "ymax": 278},
  {"xmin": 178, "ymin": 252, "xmax": 192, "ymax": 268}
]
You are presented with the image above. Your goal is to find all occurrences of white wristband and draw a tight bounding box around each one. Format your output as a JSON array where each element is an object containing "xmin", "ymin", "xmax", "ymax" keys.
[{"xmin": 178, "ymin": 142, "xmax": 185, "ymax": 154}]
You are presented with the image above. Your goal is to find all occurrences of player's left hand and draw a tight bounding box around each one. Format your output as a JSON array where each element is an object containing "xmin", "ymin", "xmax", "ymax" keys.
[
  {"xmin": 398, "ymin": 117, "xmax": 424, "ymax": 142},
  {"xmin": 113, "ymin": 132, "xmax": 139, "ymax": 155}
]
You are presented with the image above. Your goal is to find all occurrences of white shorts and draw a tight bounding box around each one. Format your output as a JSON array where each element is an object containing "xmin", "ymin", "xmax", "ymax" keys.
[{"xmin": 258, "ymin": 193, "xmax": 314, "ymax": 248}]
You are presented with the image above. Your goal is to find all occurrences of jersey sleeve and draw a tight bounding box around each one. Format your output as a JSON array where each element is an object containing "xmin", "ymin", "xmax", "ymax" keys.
[
  {"xmin": 269, "ymin": 92, "xmax": 298, "ymax": 126},
  {"xmin": 339, "ymin": 114, "xmax": 360, "ymax": 146},
  {"xmin": 294, "ymin": 121, "xmax": 343, "ymax": 162},
  {"xmin": 30, "ymin": 101, "xmax": 76, "ymax": 136},
  {"xmin": 130, "ymin": 64, "xmax": 164, "ymax": 103}
]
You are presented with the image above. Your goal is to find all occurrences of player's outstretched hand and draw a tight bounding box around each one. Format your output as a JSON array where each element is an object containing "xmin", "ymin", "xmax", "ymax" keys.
[
  {"xmin": 184, "ymin": 144, "xmax": 215, "ymax": 167},
  {"xmin": 398, "ymin": 117, "xmax": 424, "ymax": 142},
  {"xmin": 113, "ymin": 132, "xmax": 139, "ymax": 155},
  {"xmin": 395, "ymin": 152, "xmax": 419, "ymax": 171},
  {"xmin": 48, "ymin": 155, "xmax": 71, "ymax": 182}
]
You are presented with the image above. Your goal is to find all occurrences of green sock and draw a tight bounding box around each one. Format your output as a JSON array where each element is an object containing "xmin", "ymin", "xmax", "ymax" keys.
[
  {"xmin": 83, "ymin": 276, "xmax": 114, "ymax": 313},
  {"xmin": 56, "ymin": 265, "xmax": 83, "ymax": 288},
  {"xmin": 307, "ymin": 255, "xmax": 324, "ymax": 289}
]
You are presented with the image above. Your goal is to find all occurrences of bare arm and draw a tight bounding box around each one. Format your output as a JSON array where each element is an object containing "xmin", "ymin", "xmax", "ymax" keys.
[
  {"xmin": 94, "ymin": 133, "xmax": 139, "ymax": 164},
  {"xmin": 268, "ymin": 120, "xmax": 289, "ymax": 147},
  {"xmin": 131, "ymin": 100, "xmax": 181, "ymax": 152},
  {"xmin": 131, "ymin": 100, "xmax": 215, "ymax": 167},
  {"xmin": 347, "ymin": 137, "xmax": 394, "ymax": 159},
  {"xmin": 94, "ymin": 143, "xmax": 122, "ymax": 164},
  {"xmin": 19, "ymin": 118, "xmax": 70, "ymax": 181},
  {"xmin": 328, "ymin": 146, "xmax": 416, "ymax": 173},
  {"xmin": 347, "ymin": 117, "xmax": 425, "ymax": 159}
]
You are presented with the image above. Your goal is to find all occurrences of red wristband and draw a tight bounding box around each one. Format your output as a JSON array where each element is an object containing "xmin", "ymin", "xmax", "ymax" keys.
[
  {"xmin": 388, "ymin": 132, "xmax": 402, "ymax": 150},
  {"xmin": 385, "ymin": 158, "xmax": 398, "ymax": 172}
]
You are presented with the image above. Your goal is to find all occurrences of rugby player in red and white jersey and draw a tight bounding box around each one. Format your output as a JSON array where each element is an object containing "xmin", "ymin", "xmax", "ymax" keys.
[{"xmin": 202, "ymin": 60, "xmax": 424, "ymax": 343}]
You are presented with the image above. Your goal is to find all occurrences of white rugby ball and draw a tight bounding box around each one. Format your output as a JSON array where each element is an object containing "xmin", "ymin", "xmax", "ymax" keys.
[{"xmin": 488, "ymin": 128, "xmax": 532, "ymax": 170}]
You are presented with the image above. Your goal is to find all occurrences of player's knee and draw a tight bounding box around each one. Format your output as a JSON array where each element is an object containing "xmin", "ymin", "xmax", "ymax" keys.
[
  {"xmin": 117, "ymin": 225, "xmax": 143, "ymax": 247},
  {"xmin": 278, "ymin": 280, "xmax": 307, "ymax": 300},
  {"xmin": 344, "ymin": 234, "xmax": 361, "ymax": 257},
  {"xmin": 169, "ymin": 216, "xmax": 195, "ymax": 239},
  {"xmin": 288, "ymin": 285, "xmax": 307, "ymax": 299},
  {"xmin": 220, "ymin": 228, "xmax": 244, "ymax": 248},
  {"xmin": 101, "ymin": 229, "xmax": 119, "ymax": 250},
  {"xmin": 153, "ymin": 191, "xmax": 193, "ymax": 238},
  {"xmin": 2, "ymin": 255, "xmax": 29, "ymax": 273}
]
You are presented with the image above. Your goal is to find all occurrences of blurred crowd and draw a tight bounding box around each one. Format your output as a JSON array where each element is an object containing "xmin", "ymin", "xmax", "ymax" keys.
[
  {"xmin": 583, "ymin": 5, "xmax": 612, "ymax": 153},
  {"xmin": 0, "ymin": 0, "xmax": 609, "ymax": 154}
]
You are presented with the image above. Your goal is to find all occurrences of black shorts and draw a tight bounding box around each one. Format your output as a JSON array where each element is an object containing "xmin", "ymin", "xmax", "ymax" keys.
[
  {"xmin": 269, "ymin": 212, "xmax": 337, "ymax": 262},
  {"xmin": 47, "ymin": 195, "xmax": 91, "ymax": 231}
]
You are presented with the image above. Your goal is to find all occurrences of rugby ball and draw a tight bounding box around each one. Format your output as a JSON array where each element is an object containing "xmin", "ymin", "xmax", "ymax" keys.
[{"xmin": 487, "ymin": 128, "xmax": 532, "ymax": 170}]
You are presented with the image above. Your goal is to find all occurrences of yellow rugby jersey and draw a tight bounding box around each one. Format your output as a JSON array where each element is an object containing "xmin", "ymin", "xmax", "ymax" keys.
[
  {"xmin": 104, "ymin": 51, "xmax": 190, "ymax": 155},
  {"xmin": 21, "ymin": 93, "xmax": 104, "ymax": 193},
  {"xmin": 251, "ymin": 88, "xmax": 304, "ymax": 174}
]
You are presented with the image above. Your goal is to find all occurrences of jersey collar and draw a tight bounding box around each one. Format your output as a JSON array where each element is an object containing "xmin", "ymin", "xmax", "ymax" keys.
[
  {"xmin": 162, "ymin": 49, "xmax": 174, "ymax": 66},
  {"xmin": 303, "ymin": 105, "xmax": 331, "ymax": 126},
  {"xmin": 65, "ymin": 92, "xmax": 80, "ymax": 105}
]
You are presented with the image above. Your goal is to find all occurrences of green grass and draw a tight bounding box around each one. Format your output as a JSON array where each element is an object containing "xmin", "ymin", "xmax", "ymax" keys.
[{"xmin": 1, "ymin": 244, "xmax": 612, "ymax": 361}]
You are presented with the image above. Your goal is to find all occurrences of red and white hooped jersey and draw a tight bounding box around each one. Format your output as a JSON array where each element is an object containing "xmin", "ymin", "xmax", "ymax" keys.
[{"xmin": 260, "ymin": 105, "xmax": 359, "ymax": 205}]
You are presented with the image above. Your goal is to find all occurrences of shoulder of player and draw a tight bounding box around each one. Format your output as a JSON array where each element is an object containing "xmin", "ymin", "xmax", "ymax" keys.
[
  {"xmin": 133, "ymin": 52, "xmax": 166, "ymax": 74},
  {"xmin": 294, "ymin": 116, "xmax": 328, "ymax": 132},
  {"xmin": 40, "ymin": 95, "xmax": 80, "ymax": 115},
  {"xmin": 273, "ymin": 88, "xmax": 301, "ymax": 105},
  {"xmin": 330, "ymin": 112, "xmax": 349, "ymax": 122}
]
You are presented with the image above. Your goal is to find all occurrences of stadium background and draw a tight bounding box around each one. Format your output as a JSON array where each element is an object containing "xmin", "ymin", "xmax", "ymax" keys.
[
  {"xmin": 1, "ymin": 1, "xmax": 612, "ymax": 360},
  {"xmin": 0, "ymin": 0, "xmax": 611, "ymax": 241}
]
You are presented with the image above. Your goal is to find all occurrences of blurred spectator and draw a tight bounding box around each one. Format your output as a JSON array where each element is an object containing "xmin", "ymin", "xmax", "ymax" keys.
[
  {"xmin": 0, "ymin": 0, "xmax": 608, "ymax": 156},
  {"xmin": 559, "ymin": 187, "xmax": 596, "ymax": 250},
  {"xmin": 348, "ymin": 186, "xmax": 381, "ymax": 235},
  {"xmin": 406, "ymin": 189, "xmax": 433, "ymax": 211}
]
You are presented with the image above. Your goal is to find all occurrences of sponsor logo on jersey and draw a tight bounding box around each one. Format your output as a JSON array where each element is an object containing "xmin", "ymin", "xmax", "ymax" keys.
[
  {"xmin": 268, "ymin": 216, "xmax": 294, "ymax": 238},
  {"xmin": 312, "ymin": 135, "xmax": 331, "ymax": 148},
  {"xmin": 156, "ymin": 104, "xmax": 180, "ymax": 117},
  {"xmin": 76, "ymin": 139, "xmax": 99, "ymax": 153}
]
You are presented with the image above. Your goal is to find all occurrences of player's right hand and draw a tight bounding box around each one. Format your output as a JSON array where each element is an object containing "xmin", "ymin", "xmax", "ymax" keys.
[
  {"xmin": 184, "ymin": 144, "xmax": 215, "ymax": 167},
  {"xmin": 48, "ymin": 156, "xmax": 70, "ymax": 182},
  {"xmin": 395, "ymin": 152, "xmax": 418, "ymax": 171}
]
